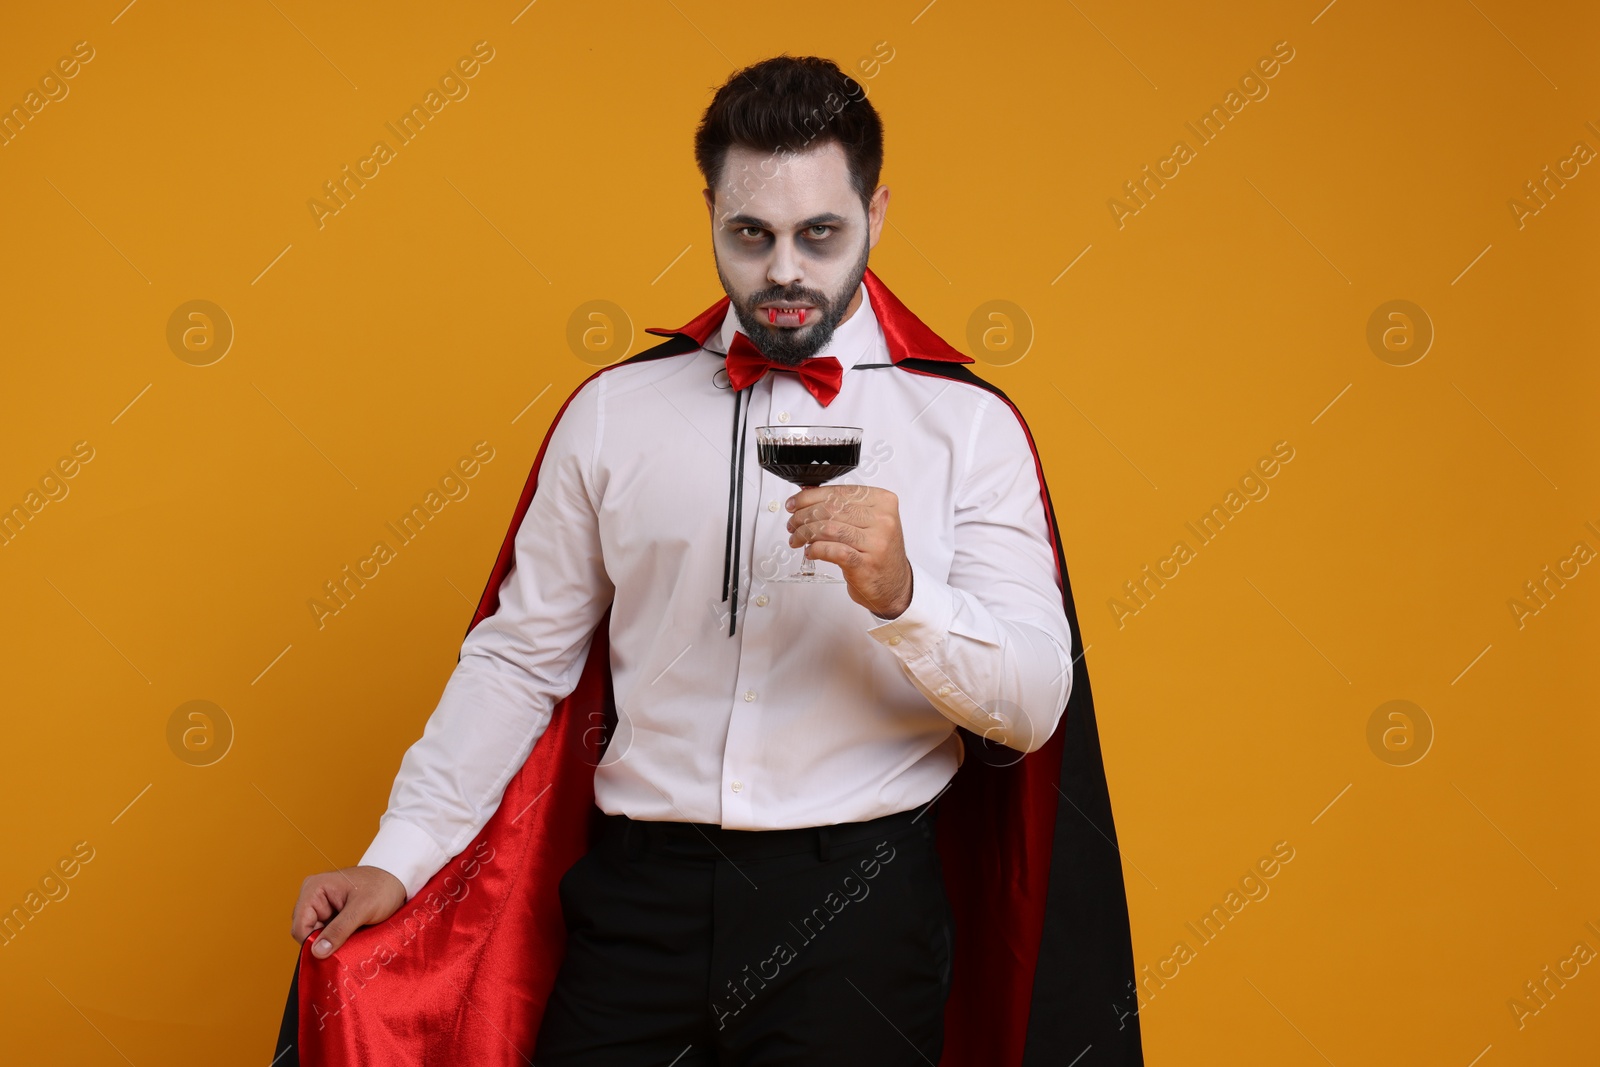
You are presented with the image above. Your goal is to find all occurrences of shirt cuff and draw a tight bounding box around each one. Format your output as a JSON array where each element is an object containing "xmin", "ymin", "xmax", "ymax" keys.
[
  {"xmin": 867, "ymin": 560, "xmax": 955, "ymax": 658},
  {"xmin": 358, "ymin": 816, "xmax": 451, "ymax": 902}
]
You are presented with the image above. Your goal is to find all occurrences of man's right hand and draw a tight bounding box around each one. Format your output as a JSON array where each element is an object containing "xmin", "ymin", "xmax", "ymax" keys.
[{"xmin": 290, "ymin": 866, "xmax": 407, "ymax": 959}]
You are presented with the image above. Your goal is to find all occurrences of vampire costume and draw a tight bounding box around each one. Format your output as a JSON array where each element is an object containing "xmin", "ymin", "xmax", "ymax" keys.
[{"xmin": 272, "ymin": 268, "xmax": 1143, "ymax": 1066}]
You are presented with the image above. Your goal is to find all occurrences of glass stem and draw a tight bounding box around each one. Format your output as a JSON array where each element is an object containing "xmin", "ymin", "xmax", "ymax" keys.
[{"xmin": 798, "ymin": 479, "xmax": 819, "ymax": 578}]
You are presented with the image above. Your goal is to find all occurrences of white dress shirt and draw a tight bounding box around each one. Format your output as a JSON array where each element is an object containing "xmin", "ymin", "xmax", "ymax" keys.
[{"xmin": 360, "ymin": 280, "xmax": 1075, "ymax": 899}]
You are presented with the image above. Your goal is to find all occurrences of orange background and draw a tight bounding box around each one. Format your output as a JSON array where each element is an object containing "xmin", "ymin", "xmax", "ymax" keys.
[{"xmin": 1, "ymin": 1, "xmax": 1595, "ymax": 1063}]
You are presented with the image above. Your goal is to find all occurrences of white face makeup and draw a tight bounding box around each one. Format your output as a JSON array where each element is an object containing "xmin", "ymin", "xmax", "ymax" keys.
[{"xmin": 703, "ymin": 140, "xmax": 890, "ymax": 366}]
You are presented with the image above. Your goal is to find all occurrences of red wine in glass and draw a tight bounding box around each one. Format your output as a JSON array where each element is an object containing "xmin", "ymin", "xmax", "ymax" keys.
[{"xmin": 755, "ymin": 425, "xmax": 863, "ymax": 583}]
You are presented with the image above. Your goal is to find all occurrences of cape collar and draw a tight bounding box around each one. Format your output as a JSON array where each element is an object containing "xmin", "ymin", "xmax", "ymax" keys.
[{"xmin": 644, "ymin": 266, "xmax": 974, "ymax": 365}]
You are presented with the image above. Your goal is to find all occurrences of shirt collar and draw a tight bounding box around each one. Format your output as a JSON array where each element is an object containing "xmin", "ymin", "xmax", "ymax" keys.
[{"xmin": 702, "ymin": 281, "xmax": 882, "ymax": 373}]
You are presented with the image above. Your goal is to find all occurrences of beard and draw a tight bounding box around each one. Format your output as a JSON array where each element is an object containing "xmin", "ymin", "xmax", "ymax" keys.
[{"xmin": 716, "ymin": 237, "xmax": 871, "ymax": 367}]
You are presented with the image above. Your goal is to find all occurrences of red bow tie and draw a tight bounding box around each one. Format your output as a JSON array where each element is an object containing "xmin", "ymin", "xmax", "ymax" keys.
[{"xmin": 724, "ymin": 332, "xmax": 844, "ymax": 407}]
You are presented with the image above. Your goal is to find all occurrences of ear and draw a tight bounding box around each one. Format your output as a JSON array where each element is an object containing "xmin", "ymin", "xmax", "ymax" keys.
[
  {"xmin": 703, "ymin": 187, "xmax": 716, "ymax": 223},
  {"xmin": 867, "ymin": 185, "xmax": 890, "ymax": 250}
]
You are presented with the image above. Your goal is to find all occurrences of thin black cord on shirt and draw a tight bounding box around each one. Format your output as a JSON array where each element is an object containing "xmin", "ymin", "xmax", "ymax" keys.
[
  {"xmin": 721, "ymin": 385, "xmax": 754, "ymax": 637},
  {"xmin": 722, "ymin": 387, "xmax": 742, "ymax": 607}
]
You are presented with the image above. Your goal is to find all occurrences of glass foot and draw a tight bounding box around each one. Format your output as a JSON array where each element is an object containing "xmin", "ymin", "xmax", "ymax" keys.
[{"xmin": 771, "ymin": 572, "xmax": 844, "ymax": 584}]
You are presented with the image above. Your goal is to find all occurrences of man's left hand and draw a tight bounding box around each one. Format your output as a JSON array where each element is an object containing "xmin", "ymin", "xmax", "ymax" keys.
[{"xmin": 786, "ymin": 484, "xmax": 912, "ymax": 619}]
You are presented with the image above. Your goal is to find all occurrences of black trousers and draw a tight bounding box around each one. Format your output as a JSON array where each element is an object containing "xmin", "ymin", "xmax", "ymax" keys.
[{"xmin": 535, "ymin": 802, "xmax": 954, "ymax": 1066}]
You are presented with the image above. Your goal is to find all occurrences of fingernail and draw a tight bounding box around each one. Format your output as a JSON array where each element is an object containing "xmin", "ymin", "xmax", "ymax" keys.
[{"xmin": 314, "ymin": 938, "xmax": 332, "ymax": 956}]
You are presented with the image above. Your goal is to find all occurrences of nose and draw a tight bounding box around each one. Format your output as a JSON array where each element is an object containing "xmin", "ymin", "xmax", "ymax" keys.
[{"xmin": 766, "ymin": 234, "xmax": 804, "ymax": 291}]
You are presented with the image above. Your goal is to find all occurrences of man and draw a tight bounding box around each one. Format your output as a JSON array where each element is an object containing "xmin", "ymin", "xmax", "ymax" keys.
[{"xmin": 279, "ymin": 55, "xmax": 1140, "ymax": 1066}]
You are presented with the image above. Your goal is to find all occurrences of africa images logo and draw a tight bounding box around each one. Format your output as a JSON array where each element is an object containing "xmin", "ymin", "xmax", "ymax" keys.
[
  {"xmin": 711, "ymin": 839, "xmax": 898, "ymax": 1030},
  {"xmin": 306, "ymin": 41, "xmax": 496, "ymax": 230}
]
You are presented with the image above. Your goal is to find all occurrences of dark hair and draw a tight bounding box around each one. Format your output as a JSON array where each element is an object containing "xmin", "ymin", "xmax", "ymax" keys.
[{"xmin": 694, "ymin": 55, "xmax": 884, "ymax": 215}]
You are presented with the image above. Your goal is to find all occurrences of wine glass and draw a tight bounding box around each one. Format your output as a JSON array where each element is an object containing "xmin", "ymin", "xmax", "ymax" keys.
[{"xmin": 755, "ymin": 425, "xmax": 864, "ymax": 583}]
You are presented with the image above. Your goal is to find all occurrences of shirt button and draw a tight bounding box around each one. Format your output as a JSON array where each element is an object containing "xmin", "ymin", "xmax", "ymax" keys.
[
  {"xmin": 888, "ymin": 635, "xmax": 902, "ymax": 646},
  {"xmin": 936, "ymin": 685, "xmax": 952, "ymax": 697},
  {"xmin": 731, "ymin": 779, "xmax": 744, "ymax": 793},
  {"xmin": 767, "ymin": 500, "xmax": 779, "ymax": 512},
  {"xmin": 755, "ymin": 594, "xmax": 769, "ymax": 607},
  {"xmin": 744, "ymin": 690, "xmax": 757, "ymax": 702},
  {"xmin": 777, "ymin": 411, "xmax": 791, "ymax": 423}
]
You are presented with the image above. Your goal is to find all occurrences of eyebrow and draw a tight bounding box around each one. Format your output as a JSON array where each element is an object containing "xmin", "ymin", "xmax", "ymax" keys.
[{"xmin": 723, "ymin": 212, "xmax": 849, "ymax": 230}]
